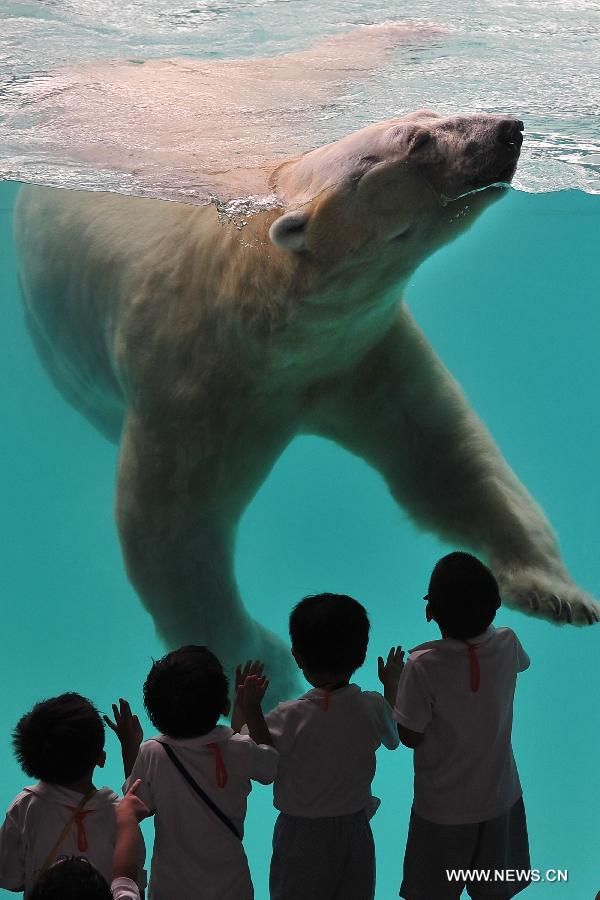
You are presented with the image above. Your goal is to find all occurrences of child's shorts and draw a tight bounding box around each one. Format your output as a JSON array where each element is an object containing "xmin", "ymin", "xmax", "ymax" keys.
[
  {"xmin": 269, "ymin": 809, "xmax": 375, "ymax": 900},
  {"xmin": 400, "ymin": 796, "xmax": 530, "ymax": 899}
]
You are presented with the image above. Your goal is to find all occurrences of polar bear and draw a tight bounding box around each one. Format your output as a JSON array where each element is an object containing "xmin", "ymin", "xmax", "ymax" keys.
[{"xmin": 14, "ymin": 110, "xmax": 599, "ymax": 703}]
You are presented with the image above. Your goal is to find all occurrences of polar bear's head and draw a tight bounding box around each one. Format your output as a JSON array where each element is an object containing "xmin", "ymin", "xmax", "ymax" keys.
[{"xmin": 268, "ymin": 111, "xmax": 523, "ymax": 275}]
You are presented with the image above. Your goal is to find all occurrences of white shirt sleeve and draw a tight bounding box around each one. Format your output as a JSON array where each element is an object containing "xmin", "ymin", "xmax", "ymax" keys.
[
  {"xmin": 230, "ymin": 733, "xmax": 279, "ymax": 784},
  {"xmin": 364, "ymin": 692, "xmax": 400, "ymax": 750},
  {"xmin": 111, "ymin": 876, "xmax": 141, "ymax": 899},
  {"xmin": 393, "ymin": 658, "xmax": 432, "ymax": 733},
  {"xmin": 515, "ymin": 635, "xmax": 530, "ymax": 672},
  {"xmin": 0, "ymin": 805, "xmax": 24, "ymax": 890},
  {"xmin": 123, "ymin": 745, "xmax": 156, "ymax": 812},
  {"xmin": 265, "ymin": 702, "xmax": 295, "ymax": 755}
]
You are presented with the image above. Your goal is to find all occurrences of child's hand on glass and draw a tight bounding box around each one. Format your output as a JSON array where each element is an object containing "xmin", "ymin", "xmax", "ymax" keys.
[
  {"xmin": 104, "ymin": 698, "xmax": 144, "ymax": 778},
  {"xmin": 237, "ymin": 673, "xmax": 270, "ymax": 712},
  {"xmin": 104, "ymin": 698, "xmax": 144, "ymax": 750},
  {"xmin": 235, "ymin": 660, "xmax": 265, "ymax": 692},
  {"xmin": 377, "ymin": 646, "xmax": 405, "ymax": 706}
]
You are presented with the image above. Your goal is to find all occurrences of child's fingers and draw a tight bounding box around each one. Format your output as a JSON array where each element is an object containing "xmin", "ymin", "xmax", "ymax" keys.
[
  {"xmin": 126, "ymin": 778, "xmax": 143, "ymax": 796},
  {"xmin": 237, "ymin": 661, "xmax": 251, "ymax": 684},
  {"xmin": 119, "ymin": 698, "xmax": 133, "ymax": 718},
  {"xmin": 103, "ymin": 714, "xmax": 117, "ymax": 733}
]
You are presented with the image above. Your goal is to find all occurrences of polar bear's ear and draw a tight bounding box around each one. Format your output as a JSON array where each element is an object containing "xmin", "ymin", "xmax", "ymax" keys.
[{"xmin": 269, "ymin": 211, "xmax": 309, "ymax": 252}]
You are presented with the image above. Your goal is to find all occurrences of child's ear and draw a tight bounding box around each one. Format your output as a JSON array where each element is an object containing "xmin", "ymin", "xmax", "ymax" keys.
[
  {"xmin": 98, "ymin": 750, "xmax": 106, "ymax": 769},
  {"xmin": 291, "ymin": 647, "xmax": 303, "ymax": 669},
  {"xmin": 223, "ymin": 697, "xmax": 231, "ymax": 716},
  {"xmin": 425, "ymin": 603, "xmax": 434, "ymax": 623}
]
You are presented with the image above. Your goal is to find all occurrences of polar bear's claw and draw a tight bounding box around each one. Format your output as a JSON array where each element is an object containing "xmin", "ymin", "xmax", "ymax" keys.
[
  {"xmin": 549, "ymin": 594, "xmax": 561, "ymax": 619},
  {"xmin": 495, "ymin": 569, "xmax": 599, "ymax": 627}
]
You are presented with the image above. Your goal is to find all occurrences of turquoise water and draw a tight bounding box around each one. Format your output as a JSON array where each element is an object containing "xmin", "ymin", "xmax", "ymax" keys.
[{"xmin": 1, "ymin": 179, "xmax": 598, "ymax": 897}]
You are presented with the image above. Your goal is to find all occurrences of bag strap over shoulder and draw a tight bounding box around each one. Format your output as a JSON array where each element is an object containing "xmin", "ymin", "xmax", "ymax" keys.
[{"xmin": 153, "ymin": 740, "xmax": 241, "ymax": 839}]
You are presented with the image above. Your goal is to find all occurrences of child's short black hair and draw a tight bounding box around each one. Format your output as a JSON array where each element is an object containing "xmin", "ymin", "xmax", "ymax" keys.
[
  {"xmin": 13, "ymin": 693, "xmax": 105, "ymax": 785},
  {"xmin": 30, "ymin": 858, "xmax": 112, "ymax": 900},
  {"xmin": 426, "ymin": 551, "xmax": 501, "ymax": 640},
  {"xmin": 143, "ymin": 645, "xmax": 229, "ymax": 739},
  {"xmin": 289, "ymin": 593, "xmax": 370, "ymax": 674}
]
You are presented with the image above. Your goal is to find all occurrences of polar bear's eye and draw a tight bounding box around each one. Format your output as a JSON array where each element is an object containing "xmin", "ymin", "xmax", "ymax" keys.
[
  {"xmin": 352, "ymin": 155, "xmax": 384, "ymax": 183},
  {"xmin": 408, "ymin": 130, "xmax": 431, "ymax": 153},
  {"xmin": 360, "ymin": 154, "xmax": 383, "ymax": 166}
]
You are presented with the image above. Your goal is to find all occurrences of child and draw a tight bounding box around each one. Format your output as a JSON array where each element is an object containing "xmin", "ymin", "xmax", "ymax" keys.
[
  {"xmin": 394, "ymin": 551, "xmax": 531, "ymax": 900},
  {"xmin": 0, "ymin": 692, "xmax": 119, "ymax": 897},
  {"xmin": 235, "ymin": 592, "xmax": 401, "ymax": 900},
  {"xmin": 30, "ymin": 779, "xmax": 150, "ymax": 900},
  {"xmin": 107, "ymin": 645, "xmax": 278, "ymax": 900}
]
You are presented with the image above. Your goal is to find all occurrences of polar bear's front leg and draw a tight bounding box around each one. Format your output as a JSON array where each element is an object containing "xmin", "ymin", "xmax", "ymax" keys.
[
  {"xmin": 309, "ymin": 308, "xmax": 598, "ymax": 625},
  {"xmin": 115, "ymin": 409, "xmax": 301, "ymax": 704}
]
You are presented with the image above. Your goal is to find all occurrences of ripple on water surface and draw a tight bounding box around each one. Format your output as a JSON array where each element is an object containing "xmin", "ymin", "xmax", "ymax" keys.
[{"xmin": 1, "ymin": 0, "xmax": 599, "ymax": 206}]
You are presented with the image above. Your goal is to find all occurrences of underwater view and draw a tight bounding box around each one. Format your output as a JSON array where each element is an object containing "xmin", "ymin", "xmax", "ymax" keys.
[{"xmin": 1, "ymin": 1, "xmax": 599, "ymax": 898}]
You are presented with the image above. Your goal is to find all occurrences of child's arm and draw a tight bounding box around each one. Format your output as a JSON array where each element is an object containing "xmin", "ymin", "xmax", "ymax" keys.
[
  {"xmin": 378, "ymin": 646, "xmax": 424, "ymax": 749},
  {"xmin": 112, "ymin": 779, "xmax": 151, "ymax": 884},
  {"xmin": 104, "ymin": 699, "xmax": 144, "ymax": 779},
  {"xmin": 395, "ymin": 723, "xmax": 425, "ymax": 749},
  {"xmin": 231, "ymin": 660, "xmax": 264, "ymax": 732},
  {"xmin": 236, "ymin": 674, "xmax": 274, "ymax": 747}
]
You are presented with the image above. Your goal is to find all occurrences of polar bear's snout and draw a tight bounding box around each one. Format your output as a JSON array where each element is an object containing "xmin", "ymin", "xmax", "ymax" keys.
[
  {"xmin": 490, "ymin": 117, "xmax": 524, "ymax": 181},
  {"xmin": 496, "ymin": 118, "xmax": 524, "ymax": 151},
  {"xmin": 473, "ymin": 115, "xmax": 524, "ymax": 182},
  {"xmin": 406, "ymin": 113, "xmax": 524, "ymax": 202}
]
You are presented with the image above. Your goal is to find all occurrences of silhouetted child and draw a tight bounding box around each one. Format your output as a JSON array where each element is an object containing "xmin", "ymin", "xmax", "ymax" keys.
[
  {"xmin": 394, "ymin": 551, "xmax": 531, "ymax": 900},
  {"xmin": 235, "ymin": 592, "xmax": 401, "ymax": 900},
  {"xmin": 29, "ymin": 779, "xmax": 150, "ymax": 900},
  {"xmin": 107, "ymin": 645, "xmax": 277, "ymax": 900},
  {"xmin": 0, "ymin": 693, "xmax": 119, "ymax": 897}
]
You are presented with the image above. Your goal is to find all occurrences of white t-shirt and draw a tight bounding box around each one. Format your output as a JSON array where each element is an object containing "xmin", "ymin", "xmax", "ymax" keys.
[
  {"xmin": 112, "ymin": 876, "xmax": 141, "ymax": 899},
  {"xmin": 265, "ymin": 684, "xmax": 399, "ymax": 818},
  {"xmin": 0, "ymin": 782, "xmax": 119, "ymax": 898},
  {"xmin": 125, "ymin": 725, "xmax": 278, "ymax": 900},
  {"xmin": 394, "ymin": 625, "xmax": 530, "ymax": 825}
]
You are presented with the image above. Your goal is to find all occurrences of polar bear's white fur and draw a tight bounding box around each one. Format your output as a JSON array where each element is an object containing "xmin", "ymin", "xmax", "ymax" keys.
[{"xmin": 15, "ymin": 110, "xmax": 599, "ymax": 702}]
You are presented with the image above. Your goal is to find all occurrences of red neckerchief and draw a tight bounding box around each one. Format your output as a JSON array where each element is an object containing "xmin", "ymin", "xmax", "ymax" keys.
[
  {"xmin": 320, "ymin": 681, "xmax": 349, "ymax": 712},
  {"xmin": 63, "ymin": 806, "xmax": 94, "ymax": 852},
  {"xmin": 207, "ymin": 742, "xmax": 228, "ymax": 788},
  {"xmin": 463, "ymin": 641, "xmax": 481, "ymax": 692}
]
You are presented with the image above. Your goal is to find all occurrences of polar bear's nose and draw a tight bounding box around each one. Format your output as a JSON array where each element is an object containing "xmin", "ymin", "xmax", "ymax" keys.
[{"xmin": 496, "ymin": 119, "xmax": 524, "ymax": 149}]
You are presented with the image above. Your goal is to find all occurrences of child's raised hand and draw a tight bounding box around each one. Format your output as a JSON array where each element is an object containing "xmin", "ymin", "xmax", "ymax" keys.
[
  {"xmin": 116, "ymin": 779, "xmax": 152, "ymax": 824},
  {"xmin": 235, "ymin": 660, "xmax": 265, "ymax": 690},
  {"xmin": 235, "ymin": 674, "xmax": 274, "ymax": 746},
  {"xmin": 104, "ymin": 698, "xmax": 143, "ymax": 752},
  {"xmin": 237, "ymin": 674, "xmax": 270, "ymax": 711},
  {"xmin": 378, "ymin": 646, "xmax": 405, "ymax": 705}
]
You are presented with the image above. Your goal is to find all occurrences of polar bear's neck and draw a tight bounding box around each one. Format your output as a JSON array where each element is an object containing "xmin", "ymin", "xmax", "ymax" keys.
[{"xmin": 213, "ymin": 212, "xmax": 409, "ymax": 384}]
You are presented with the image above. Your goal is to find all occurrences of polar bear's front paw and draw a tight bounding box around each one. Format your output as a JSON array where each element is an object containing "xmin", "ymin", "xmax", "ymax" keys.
[
  {"xmin": 495, "ymin": 568, "xmax": 600, "ymax": 626},
  {"xmin": 251, "ymin": 621, "xmax": 303, "ymax": 709}
]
